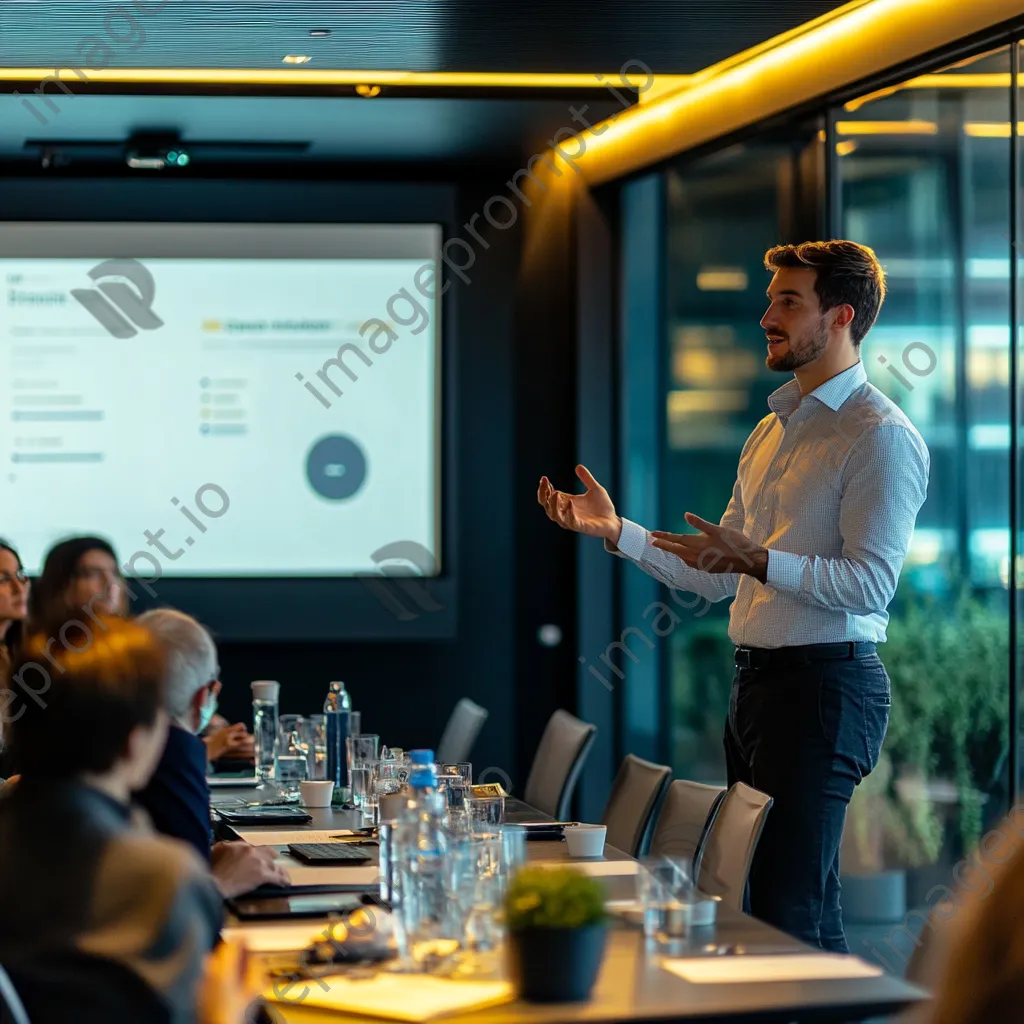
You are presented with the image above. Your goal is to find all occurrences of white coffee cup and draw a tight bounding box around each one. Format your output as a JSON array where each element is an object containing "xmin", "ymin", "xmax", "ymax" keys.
[
  {"xmin": 299, "ymin": 780, "xmax": 335, "ymax": 807},
  {"xmin": 564, "ymin": 823, "xmax": 607, "ymax": 858}
]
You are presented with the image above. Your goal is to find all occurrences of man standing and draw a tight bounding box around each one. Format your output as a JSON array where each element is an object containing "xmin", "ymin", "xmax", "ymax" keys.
[{"xmin": 538, "ymin": 240, "xmax": 929, "ymax": 951}]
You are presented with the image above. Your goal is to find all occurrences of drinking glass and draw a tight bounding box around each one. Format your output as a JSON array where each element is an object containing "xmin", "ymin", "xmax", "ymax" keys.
[
  {"xmin": 350, "ymin": 764, "xmax": 373, "ymax": 815},
  {"xmin": 638, "ymin": 856, "xmax": 694, "ymax": 947},
  {"xmin": 468, "ymin": 794, "xmax": 504, "ymax": 830},
  {"xmin": 276, "ymin": 729, "xmax": 310, "ymax": 798},
  {"xmin": 350, "ymin": 734, "xmax": 380, "ymax": 768},
  {"xmin": 300, "ymin": 714, "xmax": 326, "ymax": 780},
  {"xmin": 439, "ymin": 762, "xmax": 472, "ymax": 818},
  {"xmin": 377, "ymin": 822, "xmax": 397, "ymax": 902}
]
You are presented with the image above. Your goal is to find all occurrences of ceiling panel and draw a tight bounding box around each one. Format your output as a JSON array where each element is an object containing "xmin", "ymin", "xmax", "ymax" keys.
[{"xmin": 0, "ymin": 0, "xmax": 852, "ymax": 74}]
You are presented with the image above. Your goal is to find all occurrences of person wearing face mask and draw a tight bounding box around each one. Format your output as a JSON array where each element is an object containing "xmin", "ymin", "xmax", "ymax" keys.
[{"xmin": 135, "ymin": 608, "xmax": 290, "ymax": 896}]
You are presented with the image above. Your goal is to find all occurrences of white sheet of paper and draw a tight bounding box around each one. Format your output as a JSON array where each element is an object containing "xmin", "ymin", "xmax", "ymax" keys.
[
  {"xmin": 534, "ymin": 859, "xmax": 638, "ymax": 877},
  {"xmin": 265, "ymin": 974, "xmax": 514, "ymax": 1021},
  {"xmin": 662, "ymin": 954, "xmax": 884, "ymax": 984},
  {"xmin": 223, "ymin": 923, "xmax": 326, "ymax": 952},
  {"xmin": 234, "ymin": 829, "xmax": 356, "ymax": 846},
  {"xmin": 279, "ymin": 863, "xmax": 381, "ymax": 887}
]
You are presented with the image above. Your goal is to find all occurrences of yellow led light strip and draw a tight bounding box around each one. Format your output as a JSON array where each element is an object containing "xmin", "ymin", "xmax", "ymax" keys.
[
  {"xmin": 835, "ymin": 119, "xmax": 939, "ymax": 134},
  {"xmin": 844, "ymin": 71, "xmax": 1011, "ymax": 110},
  {"xmin": 571, "ymin": 0, "xmax": 1024, "ymax": 184},
  {"xmin": 964, "ymin": 121, "xmax": 1024, "ymax": 136},
  {"xmin": 0, "ymin": 67, "xmax": 679, "ymax": 92}
]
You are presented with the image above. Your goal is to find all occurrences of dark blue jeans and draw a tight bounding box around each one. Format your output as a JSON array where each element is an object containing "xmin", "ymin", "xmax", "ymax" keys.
[{"xmin": 724, "ymin": 644, "xmax": 891, "ymax": 952}]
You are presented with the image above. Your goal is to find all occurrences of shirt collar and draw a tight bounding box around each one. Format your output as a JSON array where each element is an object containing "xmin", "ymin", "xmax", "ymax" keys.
[{"xmin": 767, "ymin": 362, "xmax": 867, "ymax": 420}]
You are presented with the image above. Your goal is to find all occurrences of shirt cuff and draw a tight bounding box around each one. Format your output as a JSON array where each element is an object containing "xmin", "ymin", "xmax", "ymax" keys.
[
  {"xmin": 604, "ymin": 518, "xmax": 648, "ymax": 561},
  {"xmin": 765, "ymin": 549, "xmax": 803, "ymax": 592}
]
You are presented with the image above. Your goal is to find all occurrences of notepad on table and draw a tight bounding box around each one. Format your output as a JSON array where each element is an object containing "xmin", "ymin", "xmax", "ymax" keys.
[
  {"xmin": 223, "ymin": 922, "xmax": 326, "ymax": 952},
  {"xmin": 265, "ymin": 973, "xmax": 515, "ymax": 1020},
  {"xmin": 533, "ymin": 859, "xmax": 638, "ymax": 877},
  {"xmin": 235, "ymin": 829, "xmax": 356, "ymax": 846},
  {"xmin": 662, "ymin": 953, "xmax": 883, "ymax": 984}
]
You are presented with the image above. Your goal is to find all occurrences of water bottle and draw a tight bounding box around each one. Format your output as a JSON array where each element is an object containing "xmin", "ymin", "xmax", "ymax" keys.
[
  {"xmin": 250, "ymin": 680, "xmax": 280, "ymax": 783},
  {"xmin": 324, "ymin": 680, "xmax": 352, "ymax": 792},
  {"xmin": 395, "ymin": 749, "xmax": 453, "ymax": 966}
]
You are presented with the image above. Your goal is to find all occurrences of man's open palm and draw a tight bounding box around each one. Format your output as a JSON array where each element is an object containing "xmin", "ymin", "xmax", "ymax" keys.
[{"xmin": 538, "ymin": 465, "xmax": 620, "ymax": 542}]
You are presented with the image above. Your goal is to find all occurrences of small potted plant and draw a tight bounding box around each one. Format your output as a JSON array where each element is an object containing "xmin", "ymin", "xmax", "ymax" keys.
[{"xmin": 506, "ymin": 867, "xmax": 608, "ymax": 1002}]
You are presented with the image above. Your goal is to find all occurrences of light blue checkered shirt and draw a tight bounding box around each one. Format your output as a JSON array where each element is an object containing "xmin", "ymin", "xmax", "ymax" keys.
[{"xmin": 610, "ymin": 362, "xmax": 930, "ymax": 647}]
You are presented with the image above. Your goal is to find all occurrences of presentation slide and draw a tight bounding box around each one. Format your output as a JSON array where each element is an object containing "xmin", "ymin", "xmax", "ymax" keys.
[{"xmin": 0, "ymin": 223, "xmax": 441, "ymax": 577}]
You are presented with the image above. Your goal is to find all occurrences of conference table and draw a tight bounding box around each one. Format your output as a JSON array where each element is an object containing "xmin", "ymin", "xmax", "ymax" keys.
[{"xmin": 212, "ymin": 791, "xmax": 927, "ymax": 1023}]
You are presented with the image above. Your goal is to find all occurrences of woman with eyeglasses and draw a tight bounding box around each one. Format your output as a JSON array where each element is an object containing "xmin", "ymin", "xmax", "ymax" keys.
[
  {"xmin": 0, "ymin": 539, "xmax": 29, "ymax": 675},
  {"xmin": 30, "ymin": 536, "xmax": 127, "ymax": 630}
]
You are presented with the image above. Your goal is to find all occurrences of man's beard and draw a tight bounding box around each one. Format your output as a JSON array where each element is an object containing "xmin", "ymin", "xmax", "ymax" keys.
[{"xmin": 767, "ymin": 317, "xmax": 830, "ymax": 372}]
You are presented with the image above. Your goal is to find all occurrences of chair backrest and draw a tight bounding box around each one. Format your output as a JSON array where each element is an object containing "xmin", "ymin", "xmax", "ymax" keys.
[
  {"xmin": 600, "ymin": 755, "xmax": 672, "ymax": 857},
  {"xmin": 522, "ymin": 710, "xmax": 597, "ymax": 819},
  {"xmin": 696, "ymin": 782, "xmax": 773, "ymax": 910},
  {"xmin": 0, "ymin": 964, "xmax": 30, "ymax": 1024},
  {"xmin": 648, "ymin": 779, "xmax": 727, "ymax": 873},
  {"xmin": 436, "ymin": 698, "xmax": 489, "ymax": 765}
]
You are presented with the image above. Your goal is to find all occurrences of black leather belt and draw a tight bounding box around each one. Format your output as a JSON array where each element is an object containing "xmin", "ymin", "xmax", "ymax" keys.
[{"xmin": 734, "ymin": 642, "xmax": 876, "ymax": 668}]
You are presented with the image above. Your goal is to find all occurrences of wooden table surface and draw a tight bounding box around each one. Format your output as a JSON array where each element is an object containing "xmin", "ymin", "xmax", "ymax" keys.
[{"xmin": 213, "ymin": 792, "xmax": 928, "ymax": 1022}]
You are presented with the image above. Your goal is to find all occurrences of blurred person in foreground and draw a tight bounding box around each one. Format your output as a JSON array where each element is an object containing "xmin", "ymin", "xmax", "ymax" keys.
[
  {"xmin": 539, "ymin": 241, "xmax": 930, "ymax": 951},
  {"xmin": 0, "ymin": 617, "xmax": 221, "ymax": 1021},
  {"xmin": 926, "ymin": 830, "xmax": 1024, "ymax": 1024},
  {"xmin": 137, "ymin": 607, "xmax": 289, "ymax": 896}
]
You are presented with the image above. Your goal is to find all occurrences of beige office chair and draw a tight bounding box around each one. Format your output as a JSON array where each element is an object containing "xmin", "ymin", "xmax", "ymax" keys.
[
  {"xmin": 436, "ymin": 698, "xmax": 489, "ymax": 765},
  {"xmin": 522, "ymin": 710, "xmax": 597, "ymax": 819},
  {"xmin": 601, "ymin": 754, "xmax": 672, "ymax": 857},
  {"xmin": 648, "ymin": 779, "xmax": 727, "ymax": 872},
  {"xmin": 695, "ymin": 781, "xmax": 773, "ymax": 910}
]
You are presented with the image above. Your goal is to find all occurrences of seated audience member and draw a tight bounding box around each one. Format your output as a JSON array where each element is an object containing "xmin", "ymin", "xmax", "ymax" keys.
[
  {"xmin": 0, "ymin": 617, "xmax": 222, "ymax": 1022},
  {"xmin": 137, "ymin": 607, "xmax": 289, "ymax": 895},
  {"xmin": 0, "ymin": 539, "xmax": 29, "ymax": 781},
  {"xmin": 30, "ymin": 535, "xmax": 127, "ymax": 625},
  {"xmin": 0, "ymin": 538, "xmax": 29, "ymax": 674},
  {"xmin": 202, "ymin": 711, "xmax": 255, "ymax": 766}
]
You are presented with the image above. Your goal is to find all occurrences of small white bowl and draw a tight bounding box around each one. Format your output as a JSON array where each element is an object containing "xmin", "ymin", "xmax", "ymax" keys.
[
  {"xmin": 564, "ymin": 823, "xmax": 607, "ymax": 858},
  {"xmin": 299, "ymin": 780, "xmax": 335, "ymax": 807}
]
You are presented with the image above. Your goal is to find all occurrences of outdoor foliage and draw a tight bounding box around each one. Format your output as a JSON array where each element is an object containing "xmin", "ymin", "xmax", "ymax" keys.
[{"xmin": 670, "ymin": 587, "xmax": 1010, "ymax": 869}]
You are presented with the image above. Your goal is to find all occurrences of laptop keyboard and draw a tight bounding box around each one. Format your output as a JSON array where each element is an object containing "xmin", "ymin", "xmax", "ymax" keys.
[{"xmin": 288, "ymin": 843, "xmax": 374, "ymax": 863}]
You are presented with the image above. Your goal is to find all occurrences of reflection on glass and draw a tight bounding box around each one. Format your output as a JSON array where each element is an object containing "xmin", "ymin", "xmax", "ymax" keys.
[
  {"xmin": 664, "ymin": 129, "xmax": 821, "ymax": 782},
  {"xmin": 662, "ymin": 45, "xmax": 1016, "ymax": 971},
  {"xmin": 835, "ymin": 46, "xmax": 1011, "ymax": 968}
]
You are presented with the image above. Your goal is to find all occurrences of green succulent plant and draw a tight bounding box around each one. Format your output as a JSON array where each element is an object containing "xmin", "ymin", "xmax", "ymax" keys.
[{"xmin": 505, "ymin": 867, "xmax": 607, "ymax": 931}]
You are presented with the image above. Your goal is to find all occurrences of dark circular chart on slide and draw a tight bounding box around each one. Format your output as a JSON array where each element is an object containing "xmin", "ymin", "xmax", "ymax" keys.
[{"xmin": 306, "ymin": 434, "xmax": 368, "ymax": 500}]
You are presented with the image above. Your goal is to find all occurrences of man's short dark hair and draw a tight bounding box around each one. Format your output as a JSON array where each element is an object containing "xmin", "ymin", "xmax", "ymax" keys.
[
  {"xmin": 7, "ymin": 618, "xmax": 165, "ymax": 778},
  {"xmin": 764, "ymin": 240, "xmax": 886, "ymax": 346}
]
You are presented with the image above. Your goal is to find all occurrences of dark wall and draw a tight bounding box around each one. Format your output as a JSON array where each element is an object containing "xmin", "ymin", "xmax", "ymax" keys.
[
  {"xmin": 511, "ymin": 169, "xmax": 584, "ymax": 793},
  {"xmin": 0, "ymin": 173, "xmax": 532, "ymax": 780}
]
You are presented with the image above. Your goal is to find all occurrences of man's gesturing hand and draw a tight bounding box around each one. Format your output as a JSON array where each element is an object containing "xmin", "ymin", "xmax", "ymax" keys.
[
  {"xmin": 538, "ymin": 465, "xmax": 621, "ymax": 544},
  {"xmin": 651, "ymin": 513, "xmax": 768, "ymax": 582}
]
